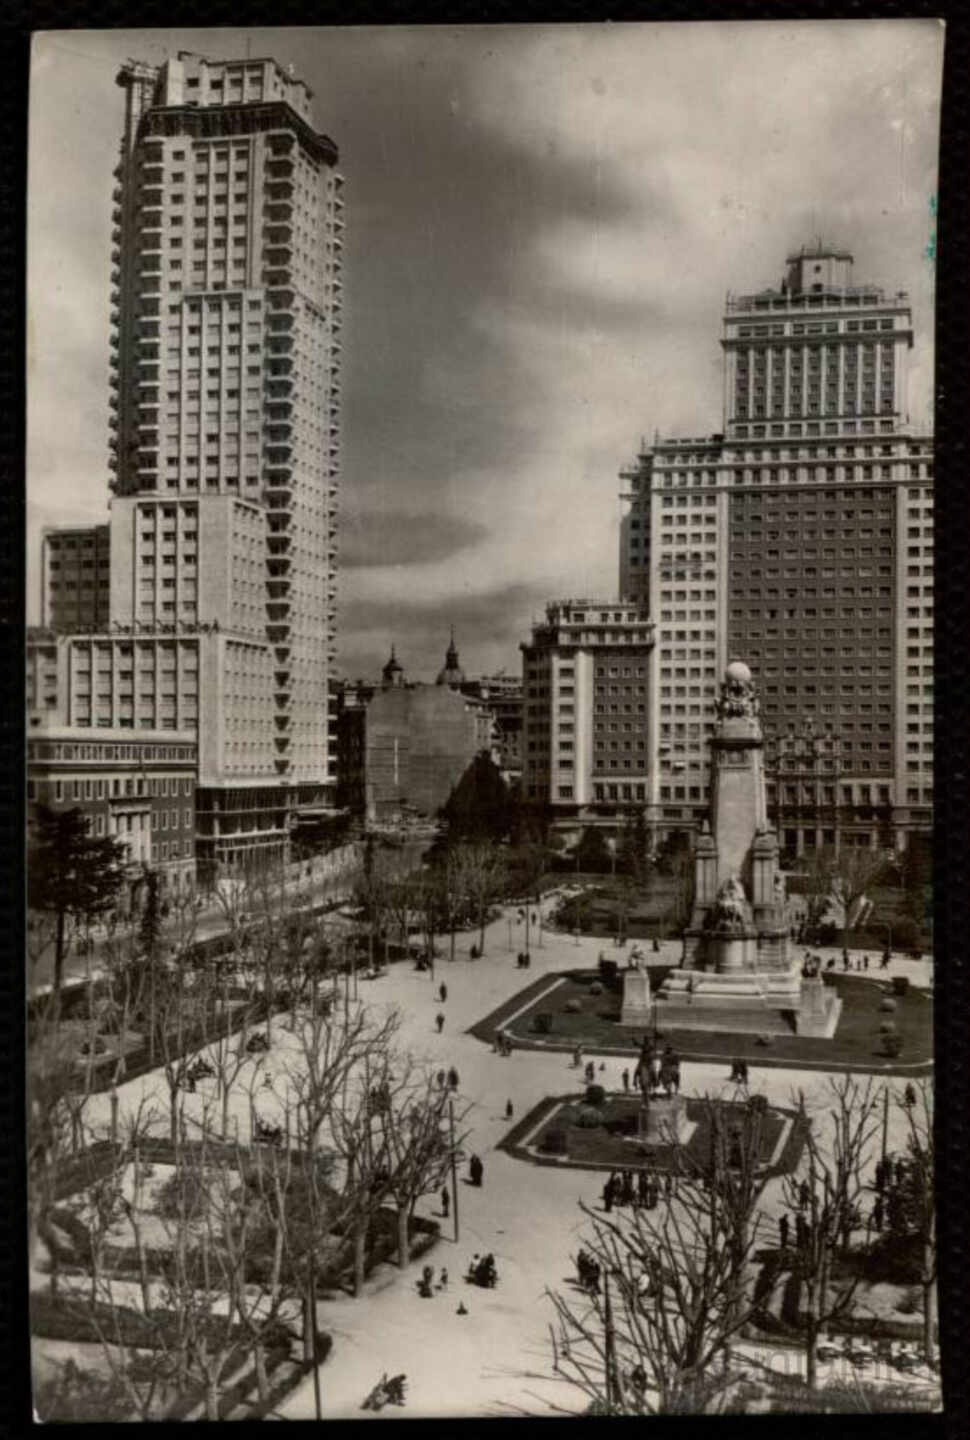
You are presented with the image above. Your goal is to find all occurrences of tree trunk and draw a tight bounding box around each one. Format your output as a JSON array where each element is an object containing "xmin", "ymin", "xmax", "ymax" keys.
[
  {"xmin": 169, "ymin": 1086, "xmax": 179, "ymax": 1147},
  {"xmin": 353, "ymin": 1221, "xmax": 367, "ymax": 1297},
  {"xmin": 397, "ymin": 1203, "xmax": 409, "ymax": 1269},
  {"xmin": 205, "ymin": 1380, "xmax": 220, "ymax": 1422},
  {"xmin": 479, "ymin": 906, "xmax": 486, "ymax": 954},
  {"xmin": 254, "ymin": 1341, "xmax": 269, "ymax": 1403},
  {"xmin": 302, "ymin": 1291, "xmax": 314, "ymax": 1363},
  {"xmin": 804, "ymin": 1286, "xmax": 819, "ymax": 1391},
  {"xmin": 52, "ymin": 907, "xmax": 67, "ymax": 1031},
  {"xmin": 923, "ymin": 1273, "xmax": 936, "ymax": 1367}
]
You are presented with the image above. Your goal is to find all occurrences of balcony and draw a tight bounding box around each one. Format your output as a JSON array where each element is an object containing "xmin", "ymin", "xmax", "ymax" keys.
[{"xmin": 262, "ymin": 266, "xmax": 291, "ymax": 287}]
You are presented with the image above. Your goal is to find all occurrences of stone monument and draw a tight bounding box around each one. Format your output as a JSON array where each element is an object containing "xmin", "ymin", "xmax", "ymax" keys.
[
  {"xmin": 631, "ymin": 1035, "xmax": 690, "ymax": 1147},
  {"xmin": 620, "ymin": 950, "xmax": 653, "ymax": 1026},
  {"xmin": 652, "ymin": 661, "xmax": 841, "ymax": 1038}
]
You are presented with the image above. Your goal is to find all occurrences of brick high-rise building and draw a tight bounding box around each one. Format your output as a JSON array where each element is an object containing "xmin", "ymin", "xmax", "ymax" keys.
[
  {"xmin": 520, "ymin": 599, "xmax": 654, "ymax": 815},
  {"xmin": 103, "ymin": 53, "xmax": 343, "ymax": 880},
  {"xmin": 619, "ymin": 244, "xmax": 933, "ymax": 858},
  {"xmin": 40, "ymin": 525, "xmax": 112, "ymax": 631}
]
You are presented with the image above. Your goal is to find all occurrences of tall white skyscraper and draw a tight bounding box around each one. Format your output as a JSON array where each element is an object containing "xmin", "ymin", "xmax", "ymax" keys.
[{"xmin": 106, "ymin": 53, "xmax": 343, "ymax": 879}]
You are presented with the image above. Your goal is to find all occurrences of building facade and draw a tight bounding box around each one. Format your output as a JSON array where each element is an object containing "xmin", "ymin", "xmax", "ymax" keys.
[
  {"xmin": 26, "ymin": 724, "xmax": 197, "ymax": 893},
  {"xmin": 40, "ymin": 525, "xmax": 111, "ymax": 631},
  {"xmin": 461, "ymin": 674, "xmax": 524, "ymax": 788},
  {"xmin": 619, "ymin": 245, "xmax": 933, "ymax": 855},
  {"xmin": 106, "ymin": 52, "xmax": 343, "ymax": 880},
  {"xmin": 520, "ymin": 599, "xmax": 654, "ymax": 815}
]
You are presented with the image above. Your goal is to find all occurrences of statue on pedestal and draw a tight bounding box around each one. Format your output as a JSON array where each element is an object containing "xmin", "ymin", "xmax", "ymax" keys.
[{"xmin": 709, "ymin": 874, "xmax": 750, "ymax": 933}]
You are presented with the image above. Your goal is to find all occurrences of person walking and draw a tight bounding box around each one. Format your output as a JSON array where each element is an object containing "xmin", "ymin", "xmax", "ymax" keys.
[
  {"xmin": 779, "ymin": 1213, "xmax": 790, "ymax": 1250},
  {"xmin": 441, "ymin": 1185, "xmax": 450, "ymax": 1219},
  {"xmin": 436, "ymin": 1012, "xmax": 445, "ymax": 1034},
  {"xmin": 448, "ymin": 1066, "xmax": 460, "ymax": 1091},
  {"xmin": 505, "ymin": 1099, "xmax": 513, "ymax": 1119},
  {"xmin": 439, "ymin": 982, "xmax": 448, "ymax": 1003},
  {"xmin": 603, "ymin": 1177, "xmax": 614, "ymax": 1214},
  {"xmin": 622, "ymin": 1068, "xmax": 630, "ymax": 1093},
  {"xmin": 469, "ymin": 1154, "xmax": 484, "ymax": 1187}
]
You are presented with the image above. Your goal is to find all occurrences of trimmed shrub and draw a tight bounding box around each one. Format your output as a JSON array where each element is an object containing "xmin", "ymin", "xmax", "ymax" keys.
[
  {"xmin": 533, "ymin": 1012, "xmax": 553, "ymax": 1035},
  {"xmin": 598, "ymin": 957, "xmax": 619, "ymax": 988},
  {"xmin": 588, "ymin": 981, "xmax": 604, "ymax": 997},
  {"xmin": 574, "ymin": 1105, "xmax": 602, "ymax": 1129},
  {"xmin": 564, "ymin": 998, "xmax": 582, "ymax": 1014},
  {"xmin": 585, "ymin": 1084, "xmax": 606, "ymax": 1107},
  {"xmin": 540, "ymin": 1128, "xmax": 568, "ymax": 1155},
  {"xmin": 883, "ymin": 1033, "xmax": 904, "ymax": 1058},
  {"xmin": 891, "ymin": 917, "xmax": 921, "ymax": 952},
  {"xmin": 880, "ymin": 997, "xmax": 897, "ymax": 1013},
  {"xmin": 891, "ymin": 975, "xmax": 910, "ymax": 997},
  {"xmin": 879, "ymin": 1019, "xmax": 897, "ymax": 1036}
]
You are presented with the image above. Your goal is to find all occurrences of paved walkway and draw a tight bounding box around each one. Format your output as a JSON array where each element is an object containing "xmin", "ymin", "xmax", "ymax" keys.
[{"xmin": 64, "ymin": 894, "xmax": 932, "ymax": 1419}]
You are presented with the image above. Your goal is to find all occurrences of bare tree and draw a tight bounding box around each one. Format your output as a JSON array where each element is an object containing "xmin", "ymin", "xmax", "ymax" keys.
[
  {"xmin": 547, "ymin": 1098, "xmax": 773, "ymax": 1414},
  {"xmin": 452, "ymin": 841, "xmax": 506, "ymax": 954},
  {"xmin": 783, "ymin": 1074, "xmax": 885, "ymax": 1389},
  {"xmin": 895, "ymin": 1080, "xmax": 936, "ymax": 1366},
  {"xmin": 802, "ymin": 846, "xmax": 887, "ymax": 944},
  {"xmin": 369, "ymin": 1058, "xmax": 468, "ymax": 1269}
]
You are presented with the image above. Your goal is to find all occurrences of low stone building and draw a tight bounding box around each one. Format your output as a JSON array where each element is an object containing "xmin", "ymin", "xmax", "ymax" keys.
[{"xmin": 335, "ymin": 641, "xmax": 497, "ymax": 824}]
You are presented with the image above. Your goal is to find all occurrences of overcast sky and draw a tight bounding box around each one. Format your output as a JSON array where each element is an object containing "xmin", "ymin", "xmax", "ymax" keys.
[{"xmin": 28, "ymin": 21, "xmax": 942, "ymax": 680}]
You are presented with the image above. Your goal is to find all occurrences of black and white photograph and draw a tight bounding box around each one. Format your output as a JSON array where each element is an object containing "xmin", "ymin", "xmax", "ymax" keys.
[{"xmin": 25, "ymin": 20, "xmax": 943, "ymax": 1419}]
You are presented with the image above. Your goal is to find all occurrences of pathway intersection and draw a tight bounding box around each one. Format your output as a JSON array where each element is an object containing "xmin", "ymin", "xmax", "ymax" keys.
[{"xmin": 79, "ymin": 892, "xmax": 933, "ymax": 1418}]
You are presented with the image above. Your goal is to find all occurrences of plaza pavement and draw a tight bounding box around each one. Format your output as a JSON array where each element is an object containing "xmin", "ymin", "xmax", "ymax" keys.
[{"xmin": 72, "ymin": 894, "xmax": 932, "ymax": 1419}]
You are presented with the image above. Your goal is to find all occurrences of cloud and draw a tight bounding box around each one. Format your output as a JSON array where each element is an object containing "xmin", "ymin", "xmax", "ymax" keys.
[
  {"xmin": 27, "ymin": 21, "xmax": 943, "ymax": 681},
  {"xmin": 340, "ymin": 509, "xmax": 488, "ymax": 568}
]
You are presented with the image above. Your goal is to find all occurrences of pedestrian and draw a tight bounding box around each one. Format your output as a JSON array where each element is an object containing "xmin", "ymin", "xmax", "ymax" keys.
[
  {"xmin": 585, "ymin": 1061, "xmax": 595, "ymax": 1084},
  {"xmin": 505, "ymin": 1098, "xmax": 513, "ymax": 1119},
  {"xmin": 439, "ymin": 982, "xmax": 448, "ymax": 1003},
  {"xmin": 863, "ymin": 953, "xmax": 869, "ymax": 971},
  {"xmin": 603, "ymin": 1178, "xmax": 613, "ymax": 1213},
  {"xmin": 622, "ymin": 1068, "xmax": 630, "ymax": 1093},
  {"xmin": 664, "ymin": 1172, "xmax": 673, "ymax": 1198},
  {"xmin": 441, "ymin": 1185, "xmax": 450, "ymax": 1218},
  {"xmin": 904, "ymin": 1081, "xmax": 917, "ymax": 1107},
  {"xmin": 842, "ymin": 947, "xmax": 850, "ymax": 970},
  {"xmin": 437, "ymin": 1069, "xmax": 446, "ymax": 1088},
  {"xmin": 798, "ymin": 1180, "xmax": 810, "ymax": 1209},
  {"xmin": 621, "ymin": 1171, "xmax": 635, "ymax": 1207},
  {"xmin": 436, "ymin": 1012, "xmax": 445, "ymax": 1034},
  {"xmin": 448, "ymin": 1066, "xmax": 459, "ymax": 1090},
  {"xmin": 439, "ymin": 1267, "xmax": 448, "ymax": 1289},
  {"xmin": 872, "ymin": 1197, "xmax": 883, "ymax": 1232},
  {"xmin": 573, "ymin": 1045, "xmax": 582, "ymax": 1069},
  {"xmin": 779, "ymin": 1213, "xmax": 790, "ymax": 1249},
  {"xmin": 638, "ymin": 1169, "xmax": 649, "ymax": 1207},
  {"xmin": 469, "ymin": 1154, "xmax": 484, "ymax": 1187},
  {"xmin": 881, "ymin": 948, "xmax": 891, "ymax": 970},
  {"xmin": 652, "ymin": 937, "xmax": 660, "ymax": 953}
]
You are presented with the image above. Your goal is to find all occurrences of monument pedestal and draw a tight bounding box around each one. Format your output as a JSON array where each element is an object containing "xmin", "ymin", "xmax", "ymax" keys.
[
  {"xmin": 794, "ymin": 974, "xmax": 843, "ymax": 1038},
  {"xmin": 637, "ymin": 1093, "xmax": 690, "ymax": 1147},
  {"xmin": 620, "ymin": 967, "xmax": 652, "ymax": 1027}
]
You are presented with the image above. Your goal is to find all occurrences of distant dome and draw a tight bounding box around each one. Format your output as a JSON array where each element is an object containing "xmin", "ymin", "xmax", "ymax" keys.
[
  {"xmin": 382, "ymin": 646, "xmax": 405, "ymax": 687},
  {"xmin": 435, "ymin": 628, "xmax": 466, "ymax": 688},
  {"xmin": 725, "ymin": 660, "xmax": 752, "ymax": 685}
]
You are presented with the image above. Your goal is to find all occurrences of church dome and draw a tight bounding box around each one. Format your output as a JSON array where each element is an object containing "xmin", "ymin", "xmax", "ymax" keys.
[{"xmin": 382, "ymin": 645, "xmax": 404, "ymax": 687}]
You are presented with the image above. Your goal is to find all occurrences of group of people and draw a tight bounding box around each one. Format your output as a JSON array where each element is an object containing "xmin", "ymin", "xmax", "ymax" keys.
[
  {"xmin": 493, "ymin": 1030, "xmax": 513, "ymax": 1056},
  {"xmin": 435, "ymin": 1066, "xmax": 461, "ymax": 1091},
  {"xmin": 602, "ymin": 1167, "xmax": 668, "ymax": 1213},
  {"xmin": 466, "ymin": 1252, "xmax": 498, "ymax": 1288},
  {"xmin": 416, "ymin": 1263, "xmax": 449, "ymax": 1298},
  {"xmin": 729, "ymin": 1058, "xmax": 750, "ymax": 1086},
  {"xmin": 515, "ymin": 951, "xmax": 532, "ymax": 969}
]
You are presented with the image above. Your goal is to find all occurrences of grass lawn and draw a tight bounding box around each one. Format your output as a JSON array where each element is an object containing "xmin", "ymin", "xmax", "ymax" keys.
[
  {"xmin": 471, "ymin": 969, "xmax": 932, "ymax": 1074},
  {"xmin": 500, "ymin": 1092, "xmax": 807, "ymax": 1179}
]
